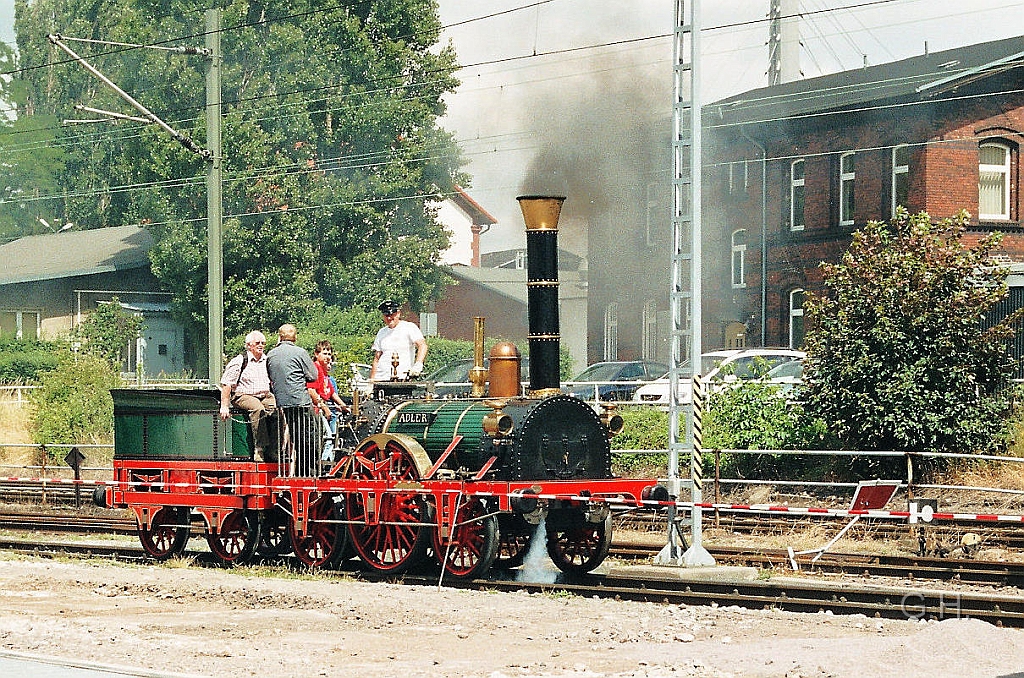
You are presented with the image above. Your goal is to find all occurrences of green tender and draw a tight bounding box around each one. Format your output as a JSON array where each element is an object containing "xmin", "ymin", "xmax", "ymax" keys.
[{"xmin": 111, "ymin": 389, "xmax": 250, "ymax": 460}]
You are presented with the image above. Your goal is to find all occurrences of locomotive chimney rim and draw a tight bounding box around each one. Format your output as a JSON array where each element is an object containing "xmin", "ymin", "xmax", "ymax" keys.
[{"xmin": 517, "ymin": 195, "xmax": 565, "ymax": 231}]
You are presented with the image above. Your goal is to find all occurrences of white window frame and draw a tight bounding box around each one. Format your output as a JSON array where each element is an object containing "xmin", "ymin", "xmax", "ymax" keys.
[
  {"xmin": 731, "ymin": 229, "xmax": 747, "ymax": 289},
  {"xmin": 979, "ymin": 142, "xmax": 1011, "ymax": 221},
  {"xmin": 840, "ymin": 152, "xmax": 855, "ymax": 226},
  {"xmin": 892, "ymin": 145, "xmax": 909, "ymax": 217},
  {"xmin": 790, "ymin": 159, "xmax": 805, "ymax": 231},
  {"xmin": 0, "ymin": 309, "xmax": 41, "ymax": 340},
  {"xmin": 642, "ymin": 299, "xmax": 658, "ymax": 361},
  {"xmin": 603, "ymin": 302, "xmax": 618, "ymax": 362},
  {"xmin": 789, "ymin": 289, "xmax": 804, "ymax": 349}
]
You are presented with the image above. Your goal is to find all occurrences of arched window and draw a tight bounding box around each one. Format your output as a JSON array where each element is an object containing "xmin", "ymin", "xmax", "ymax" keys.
[
  {"xmin": 839, "ymin": 152, "xmax": 855, "ymax": 225},
  {"xmin": 892, "ymin": 145, "xmax": 909, "ymax": 216},
  {"xmin": 731, "ymin": 229, "xmax": 747, "ymax": 289},
  {"xmin": 789, "ymin": 289, "xmax": 804, "ymax": 349},
  {"xmin": 979, "ymin": 142, "xmax": 1011, "ymax": 220},
  {"xmin": 603, "ymin": 303, "xmax": 618, "ymax": 362},
  {"xmin": 790, "ymin": 159, "xmax": 805, "ymax": 231}
]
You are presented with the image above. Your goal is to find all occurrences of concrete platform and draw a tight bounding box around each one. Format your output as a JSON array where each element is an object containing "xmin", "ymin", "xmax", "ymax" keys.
[
  {"xmin": 0, "ymin": 650, "xmax": 195, "ymax": 678},
  {"xmin": 607, "ymin": 563, "xmax": 761, "ymax": 583}
]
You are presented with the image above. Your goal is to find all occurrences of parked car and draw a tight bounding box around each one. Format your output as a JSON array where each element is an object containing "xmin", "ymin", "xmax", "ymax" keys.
[
  {"xmin": 426, "ymin": 357, "xmax": 531, "ymax": 397},
  {"xmin": 348, "ymin": 363, "xmax": 372, "ymax": 395},
  {"xmin": 562, "ymin": 360, "xmax": 670, "ymax": 402},
  {"xmin": 764, "ymin": 357, "xmax": 804, "ymax": 400},
  {"xmin": 632, "ymin": 348, "xmax": 805, "ymax": 405}
]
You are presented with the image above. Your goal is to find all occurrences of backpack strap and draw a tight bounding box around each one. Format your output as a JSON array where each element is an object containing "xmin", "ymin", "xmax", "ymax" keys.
[{"xmin": 233, "ymin": 353, "xmax": 249, "ymax": 390}]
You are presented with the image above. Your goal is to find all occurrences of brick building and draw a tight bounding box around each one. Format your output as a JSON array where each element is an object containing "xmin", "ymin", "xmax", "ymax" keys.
[{"xmin": 704, "ymin": 35, "xmax": 1024, "ymax": 349}]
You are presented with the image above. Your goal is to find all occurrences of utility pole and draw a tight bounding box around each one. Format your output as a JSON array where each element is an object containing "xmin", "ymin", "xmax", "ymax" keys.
[
  {"xmin": 51, "ymin": 9, "xmax": 224, "ymax": 381},
  {"xmin": 657, "ymin": 0, "xmax": 715, "ymax": 567},
  {"xmin": 205, "ymin": 9, "xmax": 224, "ymax": 383}
]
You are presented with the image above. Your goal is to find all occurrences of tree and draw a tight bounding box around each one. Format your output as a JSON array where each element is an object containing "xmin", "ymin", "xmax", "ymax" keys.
[
  {"xmin": 10, "ymin": 0, "xmax": 465, "ymax": 367},
  {"xmin": 802, "ymin": 210, "xmax": 1021, "ymax": 460},
  {"xmin": 73, "ymin": 297, "xmax": 144, "ymax": 371}
]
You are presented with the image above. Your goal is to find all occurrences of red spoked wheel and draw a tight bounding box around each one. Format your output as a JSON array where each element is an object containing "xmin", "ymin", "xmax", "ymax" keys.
[
  {"xmin": 290, "ymin": 494, "xmax": 344, "ymax": 568},
  {"xmin": 138, "ymin": 506, "xmax": 190, "ymax": 561},
  {"xmin": 433, "ymin": 497, "xmax": 499, "ymax": 580},
  {"xmin": 546, "ymin": 512, "xmax": 612, "ymax": 575},
  {"xmin": 206, "ymin": 510, "xmax": 260, "ymax": 567},
  {"xmin": 344, "ymin": 434, "xmax": 431, "ymax": 574},
  {"xmin": 258, "ymin": 504, "xmax": 292, "ymax": 557},
  {"xmin": 494, "ymin": 513, "xmax": 534, "ymax": 570}
]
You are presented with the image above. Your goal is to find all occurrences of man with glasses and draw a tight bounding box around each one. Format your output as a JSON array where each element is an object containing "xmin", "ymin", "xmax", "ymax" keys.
[
  {"xmin": 219, "ymin": 330, "xmax": 276, "ymax": 462},
  {"xmin": 371, "ymin": 299, "xmax": 428, "ymax": 382}
]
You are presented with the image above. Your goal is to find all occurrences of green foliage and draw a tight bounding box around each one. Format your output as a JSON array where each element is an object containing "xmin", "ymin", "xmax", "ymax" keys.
[
  {"xmin": 611, "ymin": 406, "xmax": 671, "ymax": 477},
  {"xmin": 803, "ymin": 210, "xmax": 1020, "ymax": 469},
  {"xmin": 703, "ymin": 382, "xmax": 829, "ymax": 478},
  {"xmin": 10, "ymin": 0, "xmax": 466, "ymax": 363},
  {"xmin": 30, "ymin": 351, "xmax": 120, "ymax": 447},
  {"xmin": 72, "ymin": 298, "xmax": 144, "ymax": 370},
  {"xmin": 0, "ymin": 338, "xmax": 60, "ymax": 381}
]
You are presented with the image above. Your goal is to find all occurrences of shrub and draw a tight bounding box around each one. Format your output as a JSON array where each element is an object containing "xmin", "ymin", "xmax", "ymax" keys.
[
  {"xmin": 0, "ymin": 338, "xmax": 60, "ymax": 381},
  {"xmin": 30, "ymin": 351, "xmax": 121, "ymax": 449}
]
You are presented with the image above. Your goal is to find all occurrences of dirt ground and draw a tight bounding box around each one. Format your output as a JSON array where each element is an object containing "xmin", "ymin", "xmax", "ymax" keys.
[{"xmin": 1, "ymin": 554, "xmax": 1024, "ymax": 678}]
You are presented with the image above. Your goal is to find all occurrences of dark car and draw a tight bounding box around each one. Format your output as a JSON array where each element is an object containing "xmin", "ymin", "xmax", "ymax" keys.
[
  {"xmin": 427, "ymin": 357, "xmax": 530, "ymax": 397},
  {"xmin": 562, "ymin": 360, "xmax": 669, "ymax": 402}
]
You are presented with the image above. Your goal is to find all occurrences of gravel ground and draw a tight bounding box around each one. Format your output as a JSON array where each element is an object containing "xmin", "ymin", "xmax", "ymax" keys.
[{"xmin": 1, "ymin": 554, "xmax": 1024, "ymax": 678}]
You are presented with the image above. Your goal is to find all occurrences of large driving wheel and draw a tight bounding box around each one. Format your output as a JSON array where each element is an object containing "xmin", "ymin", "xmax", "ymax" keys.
[
  {"xmin": 494, "ymin": 513, "xmax": 534, "ymax": 569},
  {"xmin": 206, "ymin": 510, "xmax": 260, "ymax": 567},
  {"xmin": 258, "ymin": 504, "xmax": 292, "ymax": 557},
  {"xmin": 433, "ymin": 497, "xmax": 499, "ymax": 580},
  {"xmin": 290, "ymin": 494, "xmax": 344, "ymax": 568},
  {"xmin": 546, "ymin": 512, "xmax": 612, "ymax": 575},
  {"xmin": 138, "ymin": 506, "xmax": 190, "ymax": 561},
  {"xmin": 344, "ymin": 434, "xmax": 431, "ymax": 574}
]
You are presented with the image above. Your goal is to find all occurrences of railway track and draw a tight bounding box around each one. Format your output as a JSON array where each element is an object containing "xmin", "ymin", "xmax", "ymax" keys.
[{"xmin": 2, "ymin": 532, "xmax": 1021, "ymax": 628}]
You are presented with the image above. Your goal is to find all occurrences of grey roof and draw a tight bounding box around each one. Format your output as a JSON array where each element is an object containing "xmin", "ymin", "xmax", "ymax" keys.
[
  {"xmin": 0, "ymin": 225, "xmax": 153, "ymax": 285},
  {"xmin": 711, "ymin": 35, "xmax": 1024, "ymax": 126},
  {"xmin": 449, "ymin": 266, "xmax": 529, "ymax": 305}
]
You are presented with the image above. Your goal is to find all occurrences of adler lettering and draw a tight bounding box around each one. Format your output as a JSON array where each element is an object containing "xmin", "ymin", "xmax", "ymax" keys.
[{"xmin": 396, "ymin": 412, "xmax": 435, "ymax": 425}]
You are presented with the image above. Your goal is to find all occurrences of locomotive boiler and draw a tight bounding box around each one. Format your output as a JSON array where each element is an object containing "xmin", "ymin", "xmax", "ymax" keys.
[{"xmin": 100, "ymin": 195, "xmax": 662, "ymax": 582}]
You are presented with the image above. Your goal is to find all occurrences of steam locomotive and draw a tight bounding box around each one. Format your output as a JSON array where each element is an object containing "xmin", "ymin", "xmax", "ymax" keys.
[{"xmin": 97, "ymin": 196, "xmax": 665, "ymax": 580}]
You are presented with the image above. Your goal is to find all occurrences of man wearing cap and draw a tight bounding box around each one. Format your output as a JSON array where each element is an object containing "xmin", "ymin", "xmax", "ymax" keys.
[{"xmin": 371, "ymin": 300, "xmax": 428, "ymax": 381}]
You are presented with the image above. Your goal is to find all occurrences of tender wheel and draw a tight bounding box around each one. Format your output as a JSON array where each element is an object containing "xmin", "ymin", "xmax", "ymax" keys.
[
  {"xmin": 138, "ymin": 506, "xmax": 190, "ymax": 561},
  {"xmin": 206, "ymin": 510, "xmax": 260, "ymax": 567},
  {"xmin": 290, "ymin": 494, "xmax": 344, "ymax": 568},
  {"xmin": 433, "ymin": 498, "xmax": 499, "ymax": 580},
  {"xmin": 344, "ymin": 434, "xmax": 431, "ymax": 574},
  {"xmin": 258, "ymin": 504, "xmax": 292, "ymax": 557},
  {"xmin": 494, "ymin": 513, "xmax": 533, "ymax": 569},
  {"xmin": 546, "ymin": 513, "xmax": 612, "ymax": 575}
]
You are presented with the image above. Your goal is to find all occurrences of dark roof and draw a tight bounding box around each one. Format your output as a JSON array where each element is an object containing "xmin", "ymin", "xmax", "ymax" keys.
[
  {"xmin": 0, "ymin": 225, "xmax": 153, "ymax": 285},
  {"xmin": 710, "ymin": 35, "xmax": 1024, "ymax": 126},
  {"xmin": 450, "ymin": 185, "xmax": 498, "ymax": 225},
  {"xmin": 479, "ymin": 247, "xmax": 584, "ymax": 271}
]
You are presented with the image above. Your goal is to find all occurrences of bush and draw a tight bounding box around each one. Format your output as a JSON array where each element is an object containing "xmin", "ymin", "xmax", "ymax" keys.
[
  {"xmin": 611, "ymin": 406, "xmax": 671, "ymax": 477},
  {"xmin": 30, "ymin": 351, "xmax": 121, "ymax": 449},
  {"xmin": 0, "ymin": 338, "xmax": 60, "ymax": 382}
]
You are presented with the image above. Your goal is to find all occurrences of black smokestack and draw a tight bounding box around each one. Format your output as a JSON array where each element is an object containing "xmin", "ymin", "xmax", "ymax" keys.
[{"xmin": 518, "ymin": 195, "xmax": 565, "ymax": 395}]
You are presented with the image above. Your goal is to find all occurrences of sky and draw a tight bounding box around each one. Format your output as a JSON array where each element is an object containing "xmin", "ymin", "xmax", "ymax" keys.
[
  {"xmin": 0, "ymin": 1, "xmax": 1021, "ymax": 253},
  {"xmin": 435, "ymin": 0, "xmax": 1024, "ymax": 253}
]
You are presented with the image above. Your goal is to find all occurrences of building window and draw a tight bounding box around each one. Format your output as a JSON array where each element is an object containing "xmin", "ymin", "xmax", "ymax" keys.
[
  {"xmin": 514, "ymin": 250, "xmax": 526, "ymax": 269},
  {"xmin": 892, "ymin": 145, "xmax": 909, "ymax": 216},
  {"xmin": 0, "ymin": 310, "xmax": 41, "ymax": 340},
  {"xmin": 979, "ymin": 142, "xmax": 1011, "ymax": 220},
  {"xmin": 840, "ymin": 152, "xmax": 855, "ymax": 225},
  {"xmin": 728, "ymin": 161, "xmax": 748, "ymax": 195},
  {"xmin": 642, "ymin": 299, "xmax": 658, "ymax": 361},
  {"xmin": 603, "ymin": 303, "xmax": 618, "ymax": 362},
  {"xmin": 645, "ymin": 182, "xmax": 659, "ymax": 247},
  {"xmin": 790, "ymin": 159, "xmax": 805, "ymax": 231},
  {"xmin": 731, "ymin": 229, "xmax": 747, "ymax": 288},
  {"xmin": 789, "ymin": 289, "xmax": 805, "ymax": 349}
]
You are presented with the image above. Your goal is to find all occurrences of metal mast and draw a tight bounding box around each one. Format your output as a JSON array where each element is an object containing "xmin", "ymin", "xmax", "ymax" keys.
[
  {"xmin": 205, "ymin": 9, "xmax": 224, "ymax": 382},
  {"xmin": 657, "ymin": 0, "xmax": 715, "ymax": 567}
]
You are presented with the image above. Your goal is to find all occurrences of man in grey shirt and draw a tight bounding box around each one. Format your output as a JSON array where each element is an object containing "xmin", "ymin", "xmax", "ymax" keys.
[{"xmin": 266, "ymin": 324, "xmax": 320, "ymax": 475}]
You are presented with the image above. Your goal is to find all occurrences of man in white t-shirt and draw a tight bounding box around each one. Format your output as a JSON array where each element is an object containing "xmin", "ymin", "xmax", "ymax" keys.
[{"xmin": 371, "ymin": 299, "xmax": 427, "ymax": 381}]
